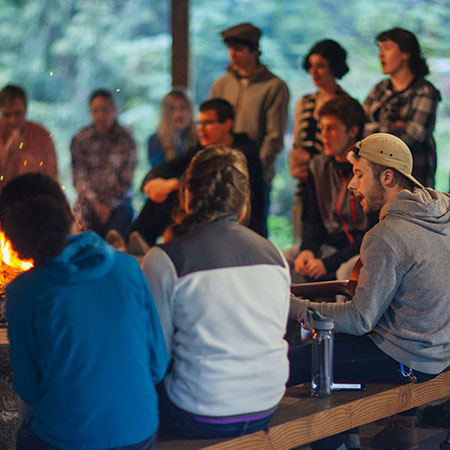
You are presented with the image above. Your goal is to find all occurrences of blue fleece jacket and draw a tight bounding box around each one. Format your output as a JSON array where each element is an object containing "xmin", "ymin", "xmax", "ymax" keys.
[{"xmin": 6, "ymin": 232, "xmax": 169, "ymax": 450}]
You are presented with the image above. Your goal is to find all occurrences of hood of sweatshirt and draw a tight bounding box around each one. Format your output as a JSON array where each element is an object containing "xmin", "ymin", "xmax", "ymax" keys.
[
  {"xmin": 43, "ymin": 231, "xmax": 116, "ymax": 284},
  {"xmin": 380, "ymin": 188, "xmax": 450, "ymax": 236}
]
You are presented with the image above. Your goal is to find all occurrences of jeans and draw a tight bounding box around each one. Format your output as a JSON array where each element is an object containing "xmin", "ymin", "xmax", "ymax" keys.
[
  {"xmin": 158, "ymin": 383, "xmax": 274, "ymax": 439},
  {"xmin": 106, "ymin": 198, "xmax": 134, "ymax": 237},
  {"xmin": 16, "ymin": 413, "xmax": 157, "ymax": 450}
]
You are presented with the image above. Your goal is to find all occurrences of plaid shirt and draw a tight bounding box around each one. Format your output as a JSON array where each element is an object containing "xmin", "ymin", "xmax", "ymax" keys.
[
  {"xmin": 363, "ymin": 77, "xmax": 441, "ymax": 188},
  {"xmin": 71, "ymin": 122, "xmax": 136, "ymax": 208}
]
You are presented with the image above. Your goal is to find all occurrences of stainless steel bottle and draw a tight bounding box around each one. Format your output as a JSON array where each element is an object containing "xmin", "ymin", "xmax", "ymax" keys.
[{"xmin": 309, "ymin": 309, "xmax": 334, "ymax": 397}]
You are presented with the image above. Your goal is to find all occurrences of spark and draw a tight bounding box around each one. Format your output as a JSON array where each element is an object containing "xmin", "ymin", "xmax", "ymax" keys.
[
  {"xmin": 116, "ymin": 88, "xmax": 120, "ymax": 92},
  {"xmin": 19, "ymin": 142, "xmax": 23, "ymax": 149},
  {"xmin": 39, "ymin": 161, "xmax": 44, "ymax": 166},
  {"xmin": 23, "ymin": 160, "xmax": 28, "ymax": 166},
  {"xmin": 0, "ymin": 176, "xmax": 3, "ymax": 181},
  {"xmin": 50, "ymin": 72, "xmax": 54, "ymax": 77},
  {"xmin": 61, "ymin": 185, "xmax": 66, "ymax": 190}
]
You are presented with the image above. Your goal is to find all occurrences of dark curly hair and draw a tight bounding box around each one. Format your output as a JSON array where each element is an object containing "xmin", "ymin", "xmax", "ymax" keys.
[
  {"xmin": 302, "ymin": 39, "xmax": 349, "ymax": 79},
  {"xmin": 376, "ymin": 28, "xmax": 429, "ymax": 77},
  {"xmin": 164, "ymin": 145, "xmax": 250, "ymax": 240},
  {"xmin": 0, "ymin": 173, "xmax": 72, "ymax": 265}
]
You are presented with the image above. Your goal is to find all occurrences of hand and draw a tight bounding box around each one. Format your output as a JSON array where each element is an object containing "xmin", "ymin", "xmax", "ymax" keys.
[
  {"xmin": 93, "ymin": 201, "xmax": 112, "ymax": 226},
  {"xmin": 389, "ymin": 120, "xmax": 406, "ymax": 134},
  {"xmin": 143, "ymin": 178, "xmax": 180, "ymax": 203},
  {"xmin": 304, "ymin": 258, "xmax": 327, "ymax": 280},
  {"xmin": 294, "ymin": 250, "xmax": 315, "ymax": 276},
  {"xmin": 289, "ymin": 146, "xmax": 310, "ymax": 182},
  {"xmin": 0, "ymin": 128, "xmax": 24, "ymax": 172}
]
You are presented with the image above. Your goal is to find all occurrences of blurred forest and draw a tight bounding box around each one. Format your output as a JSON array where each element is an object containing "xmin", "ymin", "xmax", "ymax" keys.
[{"xmin": 1, "ymin": 0, "xmax": 449, "ymax": 248}]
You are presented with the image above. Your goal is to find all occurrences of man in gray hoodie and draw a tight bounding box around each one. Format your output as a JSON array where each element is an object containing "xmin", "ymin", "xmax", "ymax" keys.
[{"xmin": 289, "ymin": 133, "xmax": 450, "ymax": 450}]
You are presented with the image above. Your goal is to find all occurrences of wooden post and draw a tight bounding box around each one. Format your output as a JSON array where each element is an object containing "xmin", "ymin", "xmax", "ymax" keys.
[{"xmin": 171, "ymin": 0, "xmax": 189, "ymax": 88}]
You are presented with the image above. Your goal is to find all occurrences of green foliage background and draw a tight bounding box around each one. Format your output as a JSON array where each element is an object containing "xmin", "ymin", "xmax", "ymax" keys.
[{"xmin": 1, "ymin": 0, "xmax": 449, "ymax": 248}]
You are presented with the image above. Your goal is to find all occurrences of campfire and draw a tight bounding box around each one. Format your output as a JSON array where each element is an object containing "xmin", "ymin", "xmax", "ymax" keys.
[{"xmin": 0, "ymin": 231, "xmax": 33, "ymax": 322}]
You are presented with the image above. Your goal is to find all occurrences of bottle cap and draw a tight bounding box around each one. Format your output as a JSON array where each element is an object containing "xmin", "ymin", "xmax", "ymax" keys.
[{"xmin": 307, "ymin": 309, "xmax": 334, "ymax": 330}]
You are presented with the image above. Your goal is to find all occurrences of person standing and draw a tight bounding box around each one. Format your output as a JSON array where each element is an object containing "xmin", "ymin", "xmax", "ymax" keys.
[
  {"xmin": 0, "ymin": 84, "xmax": 57, "ymax": 191},
  {"xmin": 289, "ymin": 40, "xmax": 349, "ymax": 239},
  {"xmin": 363, "ymin": 28, "xmax": 440, "ymax": 188},
  {"xmin": 210, "ymin": 22, "xmax": 289, "ymax": 219},
  {"xmin": 71, "ymin": 89, "xmax": 136, "ymax": 237}
]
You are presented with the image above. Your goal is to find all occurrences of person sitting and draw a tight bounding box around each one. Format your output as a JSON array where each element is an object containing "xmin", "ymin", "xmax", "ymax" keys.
[
  {"xmin": 289, "ymin": 133, "xmax": 450, "ymax": 450},
  {"xmin": 0, "ymin": 173, "xmax": 169, "ymax": 450},
  {"xmin": 71, "ymin": 88, "xmax": 136, "ymax": 237},
  {"xmin": 363, "ymin": 27, "xmax": 441, "ymax": 188},
  {"xmin": 125, "ymin": 98, "xmax": 266, "ymax": 248},
  {"xmin": 147, "ymin": 87, "xmax": 198, "ymax": 168},
  {"xmin": 141, "ymin": 145, "xmax": 290, "ymax": 439},
  {"xmin": 289, "ymin": 96, "xmax": 376, "ymax": 283},
  {"xmin": 0, "ymin": 85, "xmax": 57, "ymax": 191},
  {"xmin": 289, "ymin": 39, "xmax": 350, "ymax": 240}
]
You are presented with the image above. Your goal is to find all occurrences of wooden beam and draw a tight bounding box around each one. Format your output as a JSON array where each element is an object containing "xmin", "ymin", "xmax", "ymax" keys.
[{"xmin": 171, "ymin": 0, "xmax": 189, "ymax": 88}]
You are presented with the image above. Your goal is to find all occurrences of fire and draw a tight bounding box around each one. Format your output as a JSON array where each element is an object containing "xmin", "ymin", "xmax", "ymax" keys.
[{"xmin": 0, "ymin": 231, "xmax": 33, "ymax": 271}]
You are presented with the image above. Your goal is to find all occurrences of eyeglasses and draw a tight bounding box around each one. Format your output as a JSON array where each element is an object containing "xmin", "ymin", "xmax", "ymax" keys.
[{"xmin": 195, "ymin": 119, "xmax": 219, "ymax": 127}]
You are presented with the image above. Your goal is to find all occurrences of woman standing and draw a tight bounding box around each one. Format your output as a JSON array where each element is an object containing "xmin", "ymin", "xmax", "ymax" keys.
[
  {"xmin": 364, "ymin": 28, "xmax": 440, "ymax": 188},
  {"xmin": 142, "ymin": 145, "xmax": 290, "ymax": 439},
  {"xmin": 148, "ymin": 87, "xmax": 198, "ymax": 168},
  {"xmin": 289, "ymin": 39, "xmax": 349, "ymax": 239},
  {"xmin": 1, "ymin": 173, "xmax": 168, "ymax": 450}
]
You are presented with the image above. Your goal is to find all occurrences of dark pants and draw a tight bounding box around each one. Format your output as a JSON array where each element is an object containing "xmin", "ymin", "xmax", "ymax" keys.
[
  {"xmin": 288, "ymin": 333, "xmax": 435, "ymax": 387},
  {"xmin": 17, "ymin": 413, "xmax": 157, "ymax": 450},
  {"xmin": 157, "ymin": 383, "xmax": 274, "ymax": 439},
  {"xmin": 107, "ymin": 198, "xmax": 134, "ymax": 237},
  {"xmin": 128, "ymin": 193, "xmax": 178, "ymax": 245},
  {"xmin": 288, "ymin": 334, "xmax": 436, "ymax": 449}
]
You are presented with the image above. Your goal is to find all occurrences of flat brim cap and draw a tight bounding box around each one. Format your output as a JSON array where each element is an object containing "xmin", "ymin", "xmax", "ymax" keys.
[
  {"xmin": 354, "ymin": 133, "xmax": 425, "ymax": 189},
  {"xmin": 220, "ymin": 22, "xmax": 261, "ymax": 46}
]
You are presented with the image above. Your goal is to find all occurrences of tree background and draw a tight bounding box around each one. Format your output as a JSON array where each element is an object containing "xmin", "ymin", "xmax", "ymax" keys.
[{"xmin": 1, "ymin": 0, "xmax": 449, "ymax": 248}]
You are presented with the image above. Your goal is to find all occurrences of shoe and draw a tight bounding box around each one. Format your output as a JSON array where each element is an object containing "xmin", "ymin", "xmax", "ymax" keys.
[
  {"xmin": 105, "ymin": 229, "xmax": 127, "ymax": 252},
  {"xmin": 422, "ymin": 399, "xmax": 450, "ymax": 428},
  {"xmin": 127, "ymin": 231, "xmax": 150, "ymax": 256},
  {"xmin": 371, "ymin": 414, "xmax": 418, "ymax": 450}
]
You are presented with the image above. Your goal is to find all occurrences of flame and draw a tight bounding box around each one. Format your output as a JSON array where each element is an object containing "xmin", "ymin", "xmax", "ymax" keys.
[{"xmin": 0, "ymin": 231, "xmax": 33, "ymax": 271}]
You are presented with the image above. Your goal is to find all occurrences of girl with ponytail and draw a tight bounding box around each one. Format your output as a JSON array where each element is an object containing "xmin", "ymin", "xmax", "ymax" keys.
[
  {"xmin": 142, "ymin": 145, "xmax": 291, "ymax": 439},
  {"xmin": 0, "ymin": 173, "xmax": 168, "ymax": 450}
]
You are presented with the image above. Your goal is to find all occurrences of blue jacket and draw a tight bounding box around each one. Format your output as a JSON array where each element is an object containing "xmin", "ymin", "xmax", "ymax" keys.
[{"xmin": 6, "ymin": 232, "xmax": 169, "ymax": 450}]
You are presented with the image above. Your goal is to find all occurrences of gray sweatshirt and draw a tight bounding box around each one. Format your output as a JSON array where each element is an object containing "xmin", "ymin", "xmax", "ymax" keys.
[{"xmin": 291, "ymin": 187, "xmax": 450, "ymax": 374}]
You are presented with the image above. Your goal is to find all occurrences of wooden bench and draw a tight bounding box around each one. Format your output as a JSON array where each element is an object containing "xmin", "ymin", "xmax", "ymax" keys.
[{"xmin": 154, "ymin": 369, "xmax": 450, "ymax": 449}]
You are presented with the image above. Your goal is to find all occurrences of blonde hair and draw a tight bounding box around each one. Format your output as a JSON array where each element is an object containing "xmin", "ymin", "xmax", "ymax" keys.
[{"xmin": 156, "ymin": 87, "xmax": 197, "ymax": 161}]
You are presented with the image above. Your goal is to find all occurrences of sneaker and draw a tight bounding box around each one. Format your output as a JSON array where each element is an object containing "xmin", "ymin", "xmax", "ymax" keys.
[
  {"xmin": 371, "ymin": 415, "xmax": 419, "ymax": 450},
  {"xmin": 105, "ymin": 229, "xmax": 127, "ymax": 252},
  {"xmin": 127, "ymin": 231, "xmax": 150, "ymax": 256}
]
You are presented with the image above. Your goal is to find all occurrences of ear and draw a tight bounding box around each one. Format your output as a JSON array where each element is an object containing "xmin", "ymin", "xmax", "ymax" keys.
[
  {"xmin": 380, "ymin": 168, "xmax": 396, "ymax": 187},
  {"xmin": 223, "ymin": 118, "xmax": 233, "ymax": 133},
  {"xmin": 348, "ymin": 125, "xmax": 359, "ymax": 140}
]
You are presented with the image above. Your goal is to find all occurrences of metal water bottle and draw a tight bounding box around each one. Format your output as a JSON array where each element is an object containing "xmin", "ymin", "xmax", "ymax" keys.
[{"xmin": 309, "ymin": 309, "xmax": 334, "ymax": 397}]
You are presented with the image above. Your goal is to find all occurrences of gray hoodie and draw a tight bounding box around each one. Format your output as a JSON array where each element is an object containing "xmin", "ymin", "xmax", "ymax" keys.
[{"xmin": 291, "ymin": 187, "xmax": 450, "ymax": 374}]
